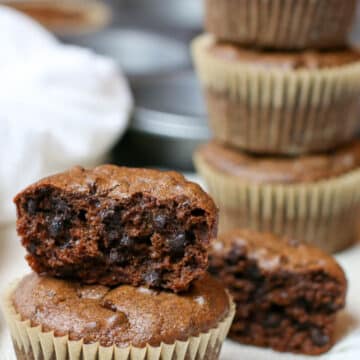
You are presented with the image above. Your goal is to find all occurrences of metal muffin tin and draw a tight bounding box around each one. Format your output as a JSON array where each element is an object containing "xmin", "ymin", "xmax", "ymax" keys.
[
  {"xmin": 64, "ymin": 3, "xmax": 208, "ymax": 170},
  {"xmin": 112, "ymin": 71, "xmax": 210, "ymax": 171},
  {"xmin": 109, "ymin": 0, "xmax": 203, "ymax": 30},
  {"xmin": 66, "ymin": 29, "xmax": 191, "ymax": 78}
]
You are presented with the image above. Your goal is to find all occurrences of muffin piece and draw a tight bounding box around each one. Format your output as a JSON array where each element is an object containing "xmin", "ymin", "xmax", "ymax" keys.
[
  {"xmin": 209, "ymin": 229, "xmax": 347, "ymax": 355},
  {"xmin": 3, "ymin": 0, "xmax": 110, "ymax": 36},
  {"xmin": 4, "ymin": 273, "xmax": 234, "ymax": 360},
  {"xmin": 194, "ymin": 141, "xmax": 360, "ymax": 253},
  {"xmin": 14, "ymin": 165, "xmax": 218, "ymax": 292},
  {"xmin": 192, "ymin": 34, "xmax": 360, "ymax": 154},
  {"xmin": 205, "ymin": 0, "xmax": 357, "ymax": 50}
]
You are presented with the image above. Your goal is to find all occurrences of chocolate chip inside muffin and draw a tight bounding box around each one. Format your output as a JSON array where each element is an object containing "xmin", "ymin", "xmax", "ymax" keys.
[
  {"xmin": 14, "ymin": 165, "xmax": 218, "ymax": 292},
  {"xmin": 209, "ymin": 229, "xmax": 347, "ymax": 355}
]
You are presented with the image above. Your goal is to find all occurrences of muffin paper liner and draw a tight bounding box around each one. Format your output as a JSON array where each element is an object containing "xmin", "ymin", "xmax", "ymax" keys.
[
  {"xmin": 205, "ymin": 0, "xmax": 357, "ymax": 49},
  {"xmin": 192, "ymin": 34, "xmax": 360, "ymax": 154},
  {"xmin": 194, "ymin": 153, "xmax": 360, "ymax": 253},
  {"xmin": 1, "ymin": 283, "xmax": 235, "ymax": 360}
]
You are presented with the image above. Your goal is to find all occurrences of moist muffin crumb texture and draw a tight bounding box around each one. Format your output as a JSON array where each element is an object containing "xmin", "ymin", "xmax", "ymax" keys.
[
  {"xmin": 209, "ymin": 229, "xmax": 347, "ymax": 355},
  {"xmin": 14, "ymin": 165, "xmax": 218, "ymax": 292}
]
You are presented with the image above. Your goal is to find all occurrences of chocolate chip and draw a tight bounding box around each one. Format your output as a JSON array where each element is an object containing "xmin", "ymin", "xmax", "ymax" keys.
[
  {"xmin": 102, "ymin": 299, "xmax": 117, "ymax": 312},
  {"xmin": 109, "ymin": 248, "xmax": 119, "ymax": 264},
  {"xmin": 191, "ymin": 208, "xmax": 205, "ymax": 217},
  {"xmin": 108, "ymin": 248, "xmax": 126, "ymax": 265},
  {"xmin": 87, "ymin": 182, "xmax": 98, "ymax": 195},
  {"xmin": 119, "ymin": 235, "xmax": 134, "ymax": 248},
  {"xmin": 100, "ymin": 208, "xmax": 116, "ymax": 221},
  {"xmin": 154, "ymin": 214, "xmax": 167, "ymax": 229},
  {"xmin": 225, "ymin": 246, "xmax": 245, "ymax": 265},
  {"xmin": 144, "ymin": 270, "xmax": 162, "ymax": 288},
  {"xmin": 89, "ymin": 198, "xmax": 100, "ymax": 208},
  {"xmin": 108, "ymin": 230, "xmax": 120, "ymax": 243},
  {"xmin": 26, "ymin": 199, "xmax": 37, "ymax": 215},
  {"xmin": 263, "ymin": 313, "xmax": 281, "ymax": 328},
  {"xmin": 166, "ymin": 233, "xmax": 187, "ymax": 257},
  {"xmin": 325, "ymin": 301, "xmax": 339, "ymax": 312},
  {"xmin": 78, "ymin": 210, "xmax": 87, "ymax": 221},
  {"xmin": 27, "ymin": 241, "xmax": 38, "ymax": 255},
  {"xmin": 245, "ymin": 262, "xmax": 262, "ymax": 280},
  {"xmin": 311, "ymin": 328, "xmax": 329, "ymax": 347},
  {"xmin": 55, "ymin": 200, "xmax": 70, "ymax": 217},
  {"xmin": 49, "ymin": 215, "xmax": 65, "ymax": 237},
  {"xmin": 59, "ymin": 240, "xmax": 72, "ymax": 249}
]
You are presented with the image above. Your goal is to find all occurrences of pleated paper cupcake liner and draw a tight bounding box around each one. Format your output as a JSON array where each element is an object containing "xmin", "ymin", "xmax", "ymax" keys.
[
  {"xmin": 192, "ymin": 34, "xmax": 360, "ymax": 155},
  {"xmin": 194, "ymin": 153, "xmax": 360, "ymax": 253},
  {"xmin": 1, "ymin": 283, "xmax": 235, "ymax": 360},
  {"xmin": 205, "ymin": 0, "xmax": 357, "ymax": 49}
]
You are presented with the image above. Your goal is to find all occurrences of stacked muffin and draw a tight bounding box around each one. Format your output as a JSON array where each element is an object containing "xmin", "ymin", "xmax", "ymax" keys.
[
  {"xmin": 2, "ymin": 165, "xmax": 235, "ymax": 360},
  {"xmin": 192, "ymin": 0, "xmax": 360, "ymax": 253}
]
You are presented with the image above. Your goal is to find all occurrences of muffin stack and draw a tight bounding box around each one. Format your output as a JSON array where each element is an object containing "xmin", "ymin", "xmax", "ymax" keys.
[
  {"xmin": 2, "ymin": 165, "xmax": 235, "ymax": 360},
  {"xmin": 192, "ymin": 0, "xmax": 360, "ymax": 253}
]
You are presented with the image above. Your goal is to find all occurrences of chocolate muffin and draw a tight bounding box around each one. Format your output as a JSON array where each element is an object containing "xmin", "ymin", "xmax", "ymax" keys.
[
  {"xmin": 14, "ymin": 165, "xmax": 218, "ymax": 292},
  {"xmin": 192, "ymin": 34, "xmax": 360, "ymax": 154},
  {"xmin": 3, "ymin": 273, "xmax": 235, "ymax": 360},
  {"xmin": 205, "ymin": 0, "xmax": 357, "ymax": 49},
  {"xmin": 209, "ymin": 229, "xmax": 347, "ymax": 355},
  {"xmin": 194, "ymin": 141, "xmax": 360, "ymax": 253},
  {"xmin": 3, "ymin": 0, "xmax": 110, "ymax": 36}
]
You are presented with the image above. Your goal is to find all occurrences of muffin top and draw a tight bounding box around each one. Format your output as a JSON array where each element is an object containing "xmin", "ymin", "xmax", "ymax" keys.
[
  {"xmin": 195, "ymin": 141, "xmax": 360, "ymax": 184},
  {"xmin": 12, "ymin": 273, "xmax": 230, "ymax": 347},
  {"xmin": 201, "ymin": 35, "xmax": 360, "ymax": 70},
  {"xmin": 14, "ymin": 165, "xmax": 217, "ymax": 219},
  {"xmin": 211, "ymin": 229, "xmax": 346, "ymax": 284}
]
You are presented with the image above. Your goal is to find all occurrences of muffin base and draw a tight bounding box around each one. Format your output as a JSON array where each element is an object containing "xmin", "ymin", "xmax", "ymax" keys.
[
  {"xmin": 219, "ymin": 206, "xmax": 357, "ymax": 254},
  {"xmin": 2, "ymin": 284, "xmax": 235, "ymax": 360},
  {"xmin": 206, "ymin": 89, "xmax": 359, "ymax": 155},
  {"xmin": 205, "ymin": 0, "xmax": 357, "ymax": 49},
  {"xmin": 12, "ymin": 341, "xmax": 223, "ymax": 360}
]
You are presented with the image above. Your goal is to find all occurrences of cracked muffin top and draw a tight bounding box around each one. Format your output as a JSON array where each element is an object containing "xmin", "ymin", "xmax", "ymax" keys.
[
  {"xmin": 211, "ymin": 229, "xmax": 347, "ymax": 283},
  {"xmin": 14, "ymin": 165, "xmax": 217, "ymax": 215},
  {"xmin": 12, "ymin": 273, "xmax": 230, "ymax": 347},
  {"xmin": 13, "ymin": 165, "xmax": 218, "ymax": 292}
]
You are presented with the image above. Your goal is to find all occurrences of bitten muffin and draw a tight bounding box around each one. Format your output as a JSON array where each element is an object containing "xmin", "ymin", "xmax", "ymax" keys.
[
  {"xmin": 205, "ymin": 0, "xmax": 357, "ymax": 49},
  {"xmin": 194, "ymin": 141, "xmax": 360, "ymax": 253},
  {"xmin": 14, "ymin": 165, "xmax": 218, "ymax": 292},
  {"xmin": 192, "ymin": 34, "xmax": 360, "ymax": 155},
  {"xmin": 3, "ymin": 273, "xmax": 235, "ymax": 360},
  {"xmin": 209, "ymin": 229, "xmax": 347, "ymax": 355}
]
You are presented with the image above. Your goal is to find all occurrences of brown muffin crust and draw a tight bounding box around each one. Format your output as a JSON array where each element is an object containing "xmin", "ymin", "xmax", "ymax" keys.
[
  {"xmin": 205, "ymin": 0, "xmax": 357, "ymax": 50},
  {"xmin": 196, "ymin": 141, "xmax": 360, "ymax": 184},
  {"xmin": 209, "ymin": 229, "xmax": 347, "ymax": 355},
  {"xmin": 12, "ymin": 273, "xmax": 230, "ymax": 348},
  {"xmin": 213, "ymin": 229, "xmax": 346, "ymax": 281},
  {"xmin": 14, "ymin": 165, "xmax": 218, "ymax": 292},
  {"xmin": 209, "ymin": 41, "xmax": 360, "ymax": 70}
]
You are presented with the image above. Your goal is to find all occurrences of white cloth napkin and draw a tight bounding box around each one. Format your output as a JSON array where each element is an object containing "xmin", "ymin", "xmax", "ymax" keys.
[{"xmin": 0, "ymin": 6, "xmax": 133, "ymax": 224}]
